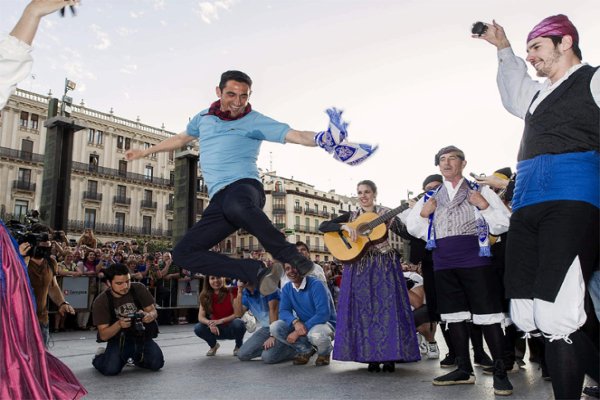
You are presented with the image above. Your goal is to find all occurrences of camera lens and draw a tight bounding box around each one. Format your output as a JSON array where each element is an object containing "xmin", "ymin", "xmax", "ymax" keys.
[{"xmin": 471, "ymin": 21, "xmax": 488, "ymax": 36}]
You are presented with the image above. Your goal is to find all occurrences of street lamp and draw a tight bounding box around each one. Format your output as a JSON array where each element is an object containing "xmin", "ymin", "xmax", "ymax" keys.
[{"xmin": 60, "ymin": 78, "xmax": 77, "ymax": 117}]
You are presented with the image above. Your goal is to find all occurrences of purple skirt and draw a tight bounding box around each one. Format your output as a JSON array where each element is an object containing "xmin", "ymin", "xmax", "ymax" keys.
[{"xmin": 333, "ymin": 252, "xmax": 421, "ymax": 363}]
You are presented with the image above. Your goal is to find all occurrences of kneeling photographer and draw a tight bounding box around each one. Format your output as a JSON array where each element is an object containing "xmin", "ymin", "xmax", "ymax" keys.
[{"xmin": 92, "ymin": 263, "xmax": 164, "ymax": 375}]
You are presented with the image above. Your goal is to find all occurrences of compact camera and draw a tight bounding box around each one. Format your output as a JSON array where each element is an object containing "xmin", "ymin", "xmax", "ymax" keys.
[{"xmin": 471, "ymin": 21, "xmax": 488, "ymax": 36}]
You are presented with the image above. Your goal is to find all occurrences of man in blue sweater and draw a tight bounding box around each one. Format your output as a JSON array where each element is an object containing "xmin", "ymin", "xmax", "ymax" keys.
[{"xmin": 270, "ymin": 264, "xmax": 336, "ymax": 366}]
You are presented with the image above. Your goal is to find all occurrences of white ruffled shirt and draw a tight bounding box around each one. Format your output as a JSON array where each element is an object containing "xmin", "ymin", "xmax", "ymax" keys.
[
  {"xmin": 0, "ymin": 35, "xmax": 33, "ymax": 109},
  {"xmin": 496, "ymin": 47, "xmax": 600, "ymax": 119}
]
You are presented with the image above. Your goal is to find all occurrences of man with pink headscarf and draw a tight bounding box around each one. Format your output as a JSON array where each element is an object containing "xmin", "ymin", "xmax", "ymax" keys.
[{"xmin": 474, "ymin": 15, "xmax": 599, "ymax": 400}]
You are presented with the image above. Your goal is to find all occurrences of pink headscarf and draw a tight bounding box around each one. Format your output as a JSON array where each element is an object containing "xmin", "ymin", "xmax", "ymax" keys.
[{"xmin": 527, "ymin": 14, "xmax": 579, "ymax": 44}]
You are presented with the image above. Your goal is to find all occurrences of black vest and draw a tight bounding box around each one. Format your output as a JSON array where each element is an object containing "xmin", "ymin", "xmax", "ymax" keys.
[{"xmin": 519, "ymin": 65, "xmax": 599, "ymax": 161}]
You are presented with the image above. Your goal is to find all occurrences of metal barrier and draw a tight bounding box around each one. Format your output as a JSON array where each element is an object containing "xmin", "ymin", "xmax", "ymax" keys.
[{"xmin": 54, "ymin": 276, "xmax": 203, "ymax": 312}]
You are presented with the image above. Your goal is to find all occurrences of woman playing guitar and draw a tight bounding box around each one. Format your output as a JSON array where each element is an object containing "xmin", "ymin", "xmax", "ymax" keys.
[{"xmin": 319, "ymin": 180, "xmax": 421, "ymax": 372}]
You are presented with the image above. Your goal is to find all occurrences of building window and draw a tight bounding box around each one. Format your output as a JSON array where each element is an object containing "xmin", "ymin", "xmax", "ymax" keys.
[
  {"xmin": 305, "ymin": 202, "xmax": 309, "ymax": 212},
  {"xmin": 125, "ymin": 137, "xmax": 131, "ymax": 150},
  {"xmin": 305, "ymin": 217, "xmax": 309, "ymax": 229},
  {"xmin": 167, "ymin": 219, "xmax": 173, "ymax": 233},
  {"xmin": 142, "ymin": 216, "xmax": 152, "ymax": 235},
  {"xmin": 315, "ymin": 237, "xmax": 320, "ymax": 249},
  {"xmin": 225, "ymin": 240, "xmax": 232, "ymax": 253},
  {"xmin": 295, "ymin": 216, "xmax": 300, "ymax": 226},
  {"xmin": 144, "ymin": 142, "xmax": 151, "ymax": 150},
  {"xmin": 117, "ymin": 135, "xmax": 124, "ymax": 149},
  {"xmin": 249, "ymin": 237, "xmax": 254, "ymax": 250},
  {"xmin": 88, "ymin": 129, "xmax": 95, "ymax": 144},
  {"xmin": 240, "ymin": 238, "xmax": 245, "ymax": 250},
  {"xmin": 144, "ymin": 165, "xmax": 153, "ymax": 181},
  {"xmin": 21, "ymin": 139, "xmax": 33, "ymax": 160},
  {"xmin": 115, "ymin": 212, "xmax": 125, "ymax": 233},
  {"xmin": 117, "ymin": 185, "xmax": 126, "ymax": 198},
  {"xmin": 144, "ymin": 189, "xmax": 152, "ymax": 202},
  {"xmin": 169, "ymin": 171, "xmax": 175, "ymax": 186},
  {"xmin": 118, "ymin": 160, "xmax": 127, "ymax": 177},
  {"xmin": 18, "ymin": 168, "xmax": 31, "ymax": 183},
  {"xmin": 19, "ymin": 111, "xmax": 29, "ymax": 127},
  {"xmin": 14, "ymin": 200, "xmax": 29, "ymax": 219},
  {"xmin": 30, "ymin": 114, "xmax": 39, "ymax": 130},
  {"xmin": 96, "ymin": 130, "xmax": 104, "ymax": 145},
  {"xmin": 84, "ymin": 208, "xmax": 96, "ymax": 229},
  {"xmin": 306, "ymin": 236, "xmax": 311, "ymax": 247},
  {"xmin": 314, "ymin": 204, "xmax": 318, "ymax": 213},
  {"xmin": 315, "ymin": 219, "xmax": 319, "ymax": 229},
  {"xmin": 168, "ymin": 151, "xmax": 174, "ymax": 162},
  {"xmin": 87, "ymin": 180, "xmax": 98, "ymax": 193}
]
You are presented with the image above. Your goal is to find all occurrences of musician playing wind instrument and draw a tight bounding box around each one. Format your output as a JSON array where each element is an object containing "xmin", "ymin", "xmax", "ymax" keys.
[{"xmin": 319, "ymin": 180, "xmax": 421, "ymax": 373}]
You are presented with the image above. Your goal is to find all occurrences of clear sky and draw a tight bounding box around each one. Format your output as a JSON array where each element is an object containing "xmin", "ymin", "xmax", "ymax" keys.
[{"xmin": 2, "ymin": 0, "xmax": 598, "ymax": 206}]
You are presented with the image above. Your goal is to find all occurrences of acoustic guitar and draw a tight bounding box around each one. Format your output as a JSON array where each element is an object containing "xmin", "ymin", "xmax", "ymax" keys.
[{"xmin": 323, "ymin": 204, "xmax": 408, "ymax": 262}]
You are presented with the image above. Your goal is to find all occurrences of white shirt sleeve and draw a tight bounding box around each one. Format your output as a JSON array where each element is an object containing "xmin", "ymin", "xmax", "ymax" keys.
[
  {"xmin": 0, "ymin": 35, "xmax": 33, "ymax": 109},
  {"xmin": 479, "ymin": 186, "xmax": 511, "ymax": 235},
  {"xmin": 496, "ymin": 47, "xmax": 543, "ymax": 119},
  {"xmin": 406, "ymin": 198, "xmax": 429, "ymax": 241}
]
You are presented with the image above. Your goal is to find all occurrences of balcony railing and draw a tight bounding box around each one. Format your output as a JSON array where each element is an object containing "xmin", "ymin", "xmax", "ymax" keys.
[
  {"xmin": 166, "ymin": 203, "xmax": 174, "ymax": 212},
  {"xmin": 113, "ymin": 196, "xmax": 131, "ymax": 206},
  {"xmin": 294, "ymin": 224, "xmax": 320, "ymax": 233},
  {"xmin": 293, "ymin": 206, "xmax": 303, "ymax": 214},
  {"xmin": 12, "ymin": 180, "xmax": 36, "ymax": 192},
  {"xmin": 83, "ymin": 191, "xmax": 103, "ymax": 201},
  {"xmin": 0, "ymin": 146, "xmax": 44, "ymax": 163},
  {"xmin": 140, "ymin": 200, "xmax": 157, "ymax": 210},
  {"xmin": 272, "ymin": 205, "xmax": 286, "ymax": 214},
  {"xmin": 272, "ymin": 190, "xmax": 286, "ymax": 197},
  {"xmin": 71, "ymin": 161, "xmax": 173, "ymax": 187},
  {"xmin": 67, "ymin": 219, "xmax": 171, "ymax": 238},
  {"xmin": 274, "ymin": 222, "xmax": 285, "ymax": 229},
  {"xmin": 304, "ymin": 208, "xmax": 318, "ymax": 216}
]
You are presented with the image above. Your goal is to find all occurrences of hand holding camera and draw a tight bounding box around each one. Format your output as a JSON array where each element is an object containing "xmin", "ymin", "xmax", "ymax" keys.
[{"xmin": 471, "ymin": 20, "xmax": 511, "ymax": 50}]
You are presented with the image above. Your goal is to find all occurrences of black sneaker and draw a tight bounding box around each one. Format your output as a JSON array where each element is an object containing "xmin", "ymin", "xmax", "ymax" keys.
[
  {"xmin": 258, "ymin": 263, "xmax": 283, "ymax": 295},
  {"xmin": 432, "ymin": 368, "xmax": 475, "ymax": 386},
  {"xmin": 440, "ymin": 353, "xmax": 456, "ymax": 368},
  {"xmin": 583, "ymin": 386, "xmax": 599, "ymax": 398},
  {"xmin": 540, "ymin": 359, "xmax": 551, "ymax": 381},
  {"xmin": 492, "ymin": 360, "xmax": 514, "ymax": 396},
  {"xmin": 493, "ymin": 374, "xmax": 513, "ymax": 396},
  {"xmin": 288, "ymin": 255, "xmax": 314, "ymax": 276},
  {"xmin": 474, "ymin": 352, "xmax": 494, "ymax": 368}
]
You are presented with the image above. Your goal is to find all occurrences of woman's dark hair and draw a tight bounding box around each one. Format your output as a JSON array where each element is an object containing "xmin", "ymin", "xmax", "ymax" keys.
[
  {"xmin": 199, "ymin": 276, "xmax": 230, "ymax": 317},
  {"xmin": 547, "ymin": 35, "xmax": 582, "ymax": 60},
  {"xmin": 357, "ymin": 179, "xmax": 377, "ymax": 195},
  {"xmin": 219, "ymin": 70, "xmax": 252, "ymax": 90}
]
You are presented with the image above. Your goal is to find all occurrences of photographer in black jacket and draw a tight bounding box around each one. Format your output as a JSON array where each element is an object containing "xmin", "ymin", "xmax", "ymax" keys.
[{"xmin": 92, "ymin": 263, "xmax": 164, "ymax": 375}]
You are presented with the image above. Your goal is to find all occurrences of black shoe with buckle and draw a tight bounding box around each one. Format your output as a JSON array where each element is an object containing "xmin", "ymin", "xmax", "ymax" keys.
[{"xmin": 367, "ymin": 363, "xmax": 381, "ymax": 372}]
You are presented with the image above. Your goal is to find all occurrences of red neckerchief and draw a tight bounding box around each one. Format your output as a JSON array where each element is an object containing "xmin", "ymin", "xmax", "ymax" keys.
[{"xmin": 206, "ymin": 100, "xmax": 252, "ymax": 121}]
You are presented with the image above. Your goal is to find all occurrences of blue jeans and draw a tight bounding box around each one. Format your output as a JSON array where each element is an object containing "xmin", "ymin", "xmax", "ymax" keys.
[
  {"xmin": 270, "ymin": 320, "xmax": 334, "ymax": 356},
  {"xmin": 172, "ymin": 179, "xmax": 302, "ymax": 284},
  {"xmin": 194, "ymin": 319, "xmax": 246, "ymax": 348},
  {"xmin": 92, "ymin": 334, "xmax": 164, "ymax": 376},
  {"xmin": 236, "ymin": 326, "xmax": 297, "ymax": 363}
]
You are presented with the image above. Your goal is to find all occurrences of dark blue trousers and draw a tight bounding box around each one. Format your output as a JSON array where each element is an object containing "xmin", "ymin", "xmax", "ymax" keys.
[
  {"xmin": 173, "ymin": 179, "xmax": 299, "ymax": 284},
  {"xmin": 92, "ymin": 335, "xmax": 164, "ymax": 376}
]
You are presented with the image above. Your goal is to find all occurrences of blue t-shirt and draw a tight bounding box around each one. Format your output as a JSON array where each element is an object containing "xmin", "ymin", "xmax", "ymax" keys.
[
  {"xmin": 186, "ymin": 110, "xmax": 290, "ymax": 198},
  {"xmin": 242, "ymin": 287, "xmax": 280, "ymax": 328}
]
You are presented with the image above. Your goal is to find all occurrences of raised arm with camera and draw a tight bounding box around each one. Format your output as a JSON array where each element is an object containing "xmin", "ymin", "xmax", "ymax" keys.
[{"xmin": 1, "ymin": 0, "xmax": 80, "ymax": 109}]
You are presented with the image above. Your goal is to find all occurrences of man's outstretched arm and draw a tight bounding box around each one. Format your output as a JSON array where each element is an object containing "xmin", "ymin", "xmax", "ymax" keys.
[
  {"xmin": 125, "ymin": 132, "xmax": 195, "ymax": 161},
  {"xmin": 285, "ymin": 129, "xmax": 318, "ymax": 147}
]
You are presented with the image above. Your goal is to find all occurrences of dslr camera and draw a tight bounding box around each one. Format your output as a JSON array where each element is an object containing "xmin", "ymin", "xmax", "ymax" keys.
[{"xmin": 127, "ymin": 312, "xmax": 146, "ymax": 335}]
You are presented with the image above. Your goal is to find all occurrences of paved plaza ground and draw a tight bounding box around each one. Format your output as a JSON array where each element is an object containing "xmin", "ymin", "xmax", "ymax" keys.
[{"xmin": 48, "ymin": 324, "xmax": 593, "ymax": 400}]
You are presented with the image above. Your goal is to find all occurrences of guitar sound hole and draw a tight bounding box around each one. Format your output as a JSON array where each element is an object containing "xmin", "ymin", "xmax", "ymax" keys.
[{"xmin": 357, "ymin": 225, "xmax": 371, "ymax": 236}]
